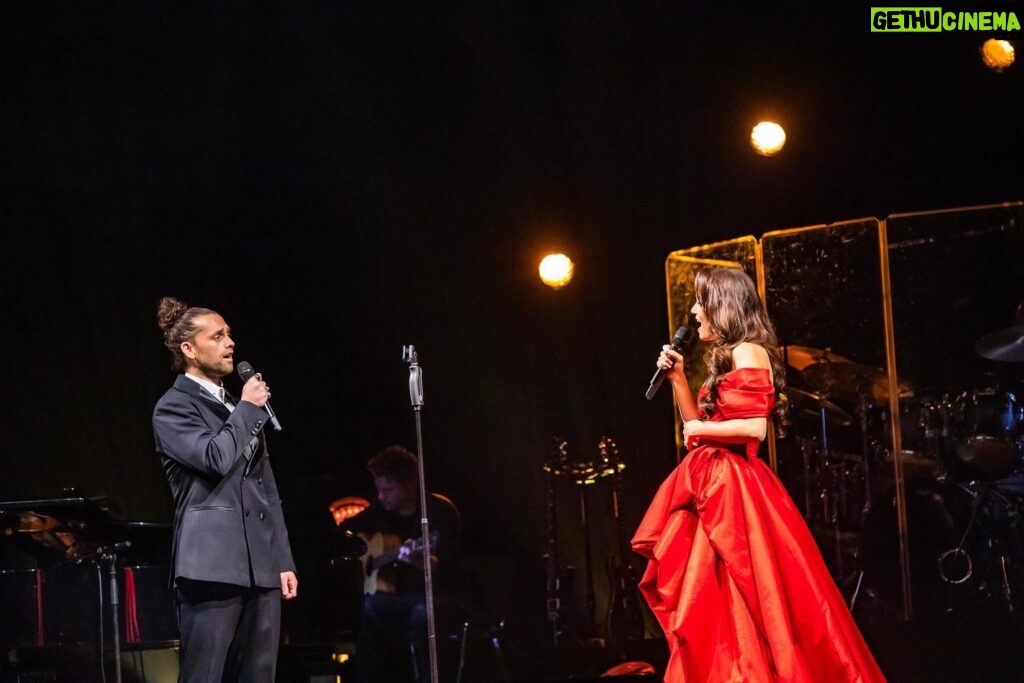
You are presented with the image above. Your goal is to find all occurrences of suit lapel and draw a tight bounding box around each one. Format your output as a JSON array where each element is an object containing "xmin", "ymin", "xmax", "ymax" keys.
[
  {"xmin": 174, "ymin": 374, "xmax": 231, "ymax": 420},
  {"xmin": 226, "ymin": 390, "xmax": 268, "ymax": 473},
  {"xmin": 172, "ymin": 375, "xmax": 265, "ymax": 472}
]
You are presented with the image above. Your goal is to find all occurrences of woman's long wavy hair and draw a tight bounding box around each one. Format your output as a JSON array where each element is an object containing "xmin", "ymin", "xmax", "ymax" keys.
[{"xmin": 695, "ymin": 268, "xmax": 788, "ymax": 435}]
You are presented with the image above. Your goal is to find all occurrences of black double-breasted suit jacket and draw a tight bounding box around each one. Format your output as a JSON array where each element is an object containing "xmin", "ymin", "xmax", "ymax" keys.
[{"xmin": 153, "ymin": 374, "xmax": 295, "ymax": 589}]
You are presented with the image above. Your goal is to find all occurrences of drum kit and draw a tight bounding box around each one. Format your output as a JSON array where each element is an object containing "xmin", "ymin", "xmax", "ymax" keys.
[{"xmin": 782, "ymin": 325, "xmax": 1024, "ymax": 614}]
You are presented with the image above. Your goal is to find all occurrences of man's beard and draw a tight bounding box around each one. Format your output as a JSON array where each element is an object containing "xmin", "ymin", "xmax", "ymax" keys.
[{"xmin": 198, "ymin": 355, "xmax": 233, "ymax": 379}]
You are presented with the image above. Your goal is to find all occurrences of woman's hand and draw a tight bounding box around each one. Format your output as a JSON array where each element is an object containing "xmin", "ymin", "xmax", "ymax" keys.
[
  {"xmin": 682, "ymin": 418, "xmax": 703, "ymax": 450},
  {"xmin": 657, "ymin": 345, "xmax": 686, "ymax": 383},
  {"xmin": 682, "ymin": 419, "xmax": 704, "ymax": 439}
]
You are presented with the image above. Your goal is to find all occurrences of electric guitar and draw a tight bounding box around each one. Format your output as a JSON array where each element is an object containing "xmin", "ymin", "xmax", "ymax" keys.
[
  {"xmin": 601, "ymin": 437, "xmax": 647, "ymax": 651},
  {"xmin": 359, "ymin": 530, "xmax": 439, "ymax": 595}
]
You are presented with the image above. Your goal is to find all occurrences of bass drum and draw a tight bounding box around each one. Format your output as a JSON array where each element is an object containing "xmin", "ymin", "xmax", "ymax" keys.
[{"xmin": 860, "ymin": 480, "xmax": 959, "ymax": 615}]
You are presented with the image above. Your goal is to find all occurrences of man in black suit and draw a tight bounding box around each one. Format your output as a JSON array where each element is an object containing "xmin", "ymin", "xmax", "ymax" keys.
[{"xmin": 152, "ymin": 296, "xmax": 297, "ymax": 683}]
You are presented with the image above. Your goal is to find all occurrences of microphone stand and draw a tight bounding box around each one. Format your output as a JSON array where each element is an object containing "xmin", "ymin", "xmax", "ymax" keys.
[
  {"xmin": 403, "ymin": 345, "xmax": 439, "ymax": 683},
  {"xmin": 77, "ymin": 541, "xmax": 132, "ymax": 683}
]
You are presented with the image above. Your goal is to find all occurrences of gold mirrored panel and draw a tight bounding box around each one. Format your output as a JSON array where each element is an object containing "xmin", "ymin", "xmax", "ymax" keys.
[
  {"xmin": 663, "ymin": 202, "xmax": 1024, "ymax": 621},
  {"xmin": 883, "ymin": 204, "xmax": 1024, "ymax": 614},
  {"xmin": 761, "ymin": 221, "xmax": 890, "ymax": 573},
  {"xmin": 665, "ymin": 237, "xmax": 757, "ymax": 455}
]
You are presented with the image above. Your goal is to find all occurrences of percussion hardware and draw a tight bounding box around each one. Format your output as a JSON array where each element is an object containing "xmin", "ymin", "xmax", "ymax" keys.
[
  {"xmin": 880, "ymin": 448, "xmax": 939, "ymax": 481},
  {"xmin": 792, "ymin": 349, "xmax": 870, "ymax": 581},
  {"xmin": 1000, "ymin": 555, "xmax": 1015, "ymax": 612},
  {"xmin": 937, "ymin": 478, "xmax": 1021, "ymax": 610},
  {"xmin": 804, "ymin": 354, "xmax": 843, "ymax": 574},
  {"xmin": 853, "ymin": 387, "xmax": 877, "ymax": 521},
  {"xmin": 956, "ymin": 389, "xmax": 1019, "ymax": 478},
  {"xmin": 938, "ymin": 547, "xmax": 973, "ymax": 585},
  {"xmin": 975, "ymin": 325, "xmax": 1024, "ymax": 362},
  {"xmin": 937, "ymin": 481, "xmax": 983, "ymax": 589},
  {"xmin": 884, "ymin": 394, "xmax": 966, "ymax": 481},
  {"xmin": 799, "ymin": 438, "xmax": 814, "ymax": 523},
  {"xmin": 801, "ymin": 361, "xmax": 913, "ymax": 405},
  {"xmin": 788, "ymin": 387, "xmax": 852, "ymax": 428},
  {"xmin": 782, "ymin": 345, "xmax": 852, "ymax": 371}
]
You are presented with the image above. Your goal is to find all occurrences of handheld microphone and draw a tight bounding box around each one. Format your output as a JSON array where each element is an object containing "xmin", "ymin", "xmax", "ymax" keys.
[
  {"xmin": 237, "ymin": 361, "xmax": 283, "ymax": 432},
  {"xmin": 644, "ymin": 325, "xmax": 696, "ymax": 400}
]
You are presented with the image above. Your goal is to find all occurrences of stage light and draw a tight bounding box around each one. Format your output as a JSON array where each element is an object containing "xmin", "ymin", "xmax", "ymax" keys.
[
  {"xmin": 539, "ymin": 253, "xmax": 575, "ymax": 289},
  {"xmin": 328, "ymin": 496, "xmax": 370, "ymax": 525},
  {"xmin": 981, "ymin": 39, "xmax": 1015, "ymax": 72},
  {"xmin": 750, "ymin": 121, "xmax": 787, "ymax": 156}
]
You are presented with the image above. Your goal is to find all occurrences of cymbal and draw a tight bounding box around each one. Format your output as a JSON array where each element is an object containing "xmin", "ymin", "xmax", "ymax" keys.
[
  {"xmin": 20, "ymin": 513, "xmax": 59, "ymax": 533},
  {"xmin": 786, "ymin": 387, "xmax": 853, "ymax": 427},
  {"xmin": 801, "ymin": 362, "xmax": 913, "ymax": 404},
  {"xmin": 781, "ymin": 345, "xmax": 852, "ymax": 371},
  {"xmin": 975, "ymin": 326, "xmax": 1024, "ymax": 362},
  {"xmin": 881, "ymin": 449, "xmax": 938, "ymax": 480},
  {"xmin": 0, "ymin": 512, "xmax": 60, "ymax": 534}
]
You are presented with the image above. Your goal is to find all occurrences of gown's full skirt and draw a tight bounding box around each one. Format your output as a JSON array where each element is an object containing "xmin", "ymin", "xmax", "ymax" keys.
[{"xmin": 632, "ymin": 368, "xmax": 886, "ymax": 683}]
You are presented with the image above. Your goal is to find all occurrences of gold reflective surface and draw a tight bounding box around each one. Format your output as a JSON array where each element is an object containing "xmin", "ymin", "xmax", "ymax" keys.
[
  {"xmin": 665, "ymin": 237, "xmax": 758, "ymax": 457},
  {"xmin": 664, "ymin": 202, "xmax": 1024, "ymax": 621}
]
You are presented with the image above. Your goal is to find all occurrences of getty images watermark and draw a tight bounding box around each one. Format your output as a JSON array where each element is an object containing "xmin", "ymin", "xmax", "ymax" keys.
[{"xmin": 871, "ymin": 7, "xmax": 1023, "ymax": 32}]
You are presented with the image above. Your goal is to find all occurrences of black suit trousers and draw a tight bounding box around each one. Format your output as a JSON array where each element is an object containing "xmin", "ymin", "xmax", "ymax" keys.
[{"xmin": 176, "ymin": 579, "xmax": 280, "ymax": 683}]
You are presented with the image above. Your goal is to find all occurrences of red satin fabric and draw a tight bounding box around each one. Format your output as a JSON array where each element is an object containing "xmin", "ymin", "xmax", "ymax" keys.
[{"xmin": 632, "ymin": 368, "xmax": 885, "ymax": 683}]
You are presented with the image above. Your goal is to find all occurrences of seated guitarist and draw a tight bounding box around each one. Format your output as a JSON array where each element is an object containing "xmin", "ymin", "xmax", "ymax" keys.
[{"xmin": 342, "ymin": 445, "xmax": 462, "ymax": 683}]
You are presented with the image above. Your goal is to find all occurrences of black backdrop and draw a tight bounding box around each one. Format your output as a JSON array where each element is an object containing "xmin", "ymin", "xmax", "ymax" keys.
[{"xmin": 3, "ymin": 1, "xmax": 1022, "ymax": 651}]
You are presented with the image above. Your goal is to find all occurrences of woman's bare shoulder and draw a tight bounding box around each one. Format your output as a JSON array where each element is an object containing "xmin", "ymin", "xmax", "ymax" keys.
[{"xmin": 731, "ymin": 342, "xmax": 771, "ymax": 370}]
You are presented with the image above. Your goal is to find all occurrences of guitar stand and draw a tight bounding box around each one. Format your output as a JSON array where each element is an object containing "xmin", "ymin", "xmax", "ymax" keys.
[{"xmin": 575, "ymin": 479, "xmax": 599, "ymax": 637}]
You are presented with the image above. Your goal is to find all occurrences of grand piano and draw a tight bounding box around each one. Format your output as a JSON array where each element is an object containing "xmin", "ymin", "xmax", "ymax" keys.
[{"xmin": 0, "ymin": 490, "xmax": 177, "ymax": 679}]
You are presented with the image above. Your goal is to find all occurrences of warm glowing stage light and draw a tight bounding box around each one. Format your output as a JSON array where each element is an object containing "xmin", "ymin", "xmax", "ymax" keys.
[
  {"xmin": 539, "ymin": 253, "xmax": 575, "ymax": 289},
  {"xmin": 750, "ymin": 121, "xmax": 787, "ymax": 156},
  {"xmin": 328, "ymin": 496, "xmax": 370, "ymax": 525},
  {"xmin": 981, "ymin": 39, "xmax": 1015, "ymax": 72}
]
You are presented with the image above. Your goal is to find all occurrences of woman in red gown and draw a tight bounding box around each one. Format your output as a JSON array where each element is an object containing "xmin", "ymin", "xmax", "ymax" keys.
[{"xmin": 632, "ymin": 268, "xmax": 886, "ymax": 683}]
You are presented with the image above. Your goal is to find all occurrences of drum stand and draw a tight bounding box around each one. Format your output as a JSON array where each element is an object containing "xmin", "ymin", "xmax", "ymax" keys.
[
  {"xmin": 813, "ymin": 379, "xmax": 876, "ymax": 610},
  {"xmin": 840, "ymin": 388, "xmax": 879, "ymax": 613},
  {"xmin": 939, "ymin": 480, "xmax": 1021, "ymax": 612},
  {"xmin": 855, "ymin": 389, "xmax": 874, "ymax": 521},
  {"xmin": 811, "ymin": 379, "xmax": 853, "ymax": 582}
]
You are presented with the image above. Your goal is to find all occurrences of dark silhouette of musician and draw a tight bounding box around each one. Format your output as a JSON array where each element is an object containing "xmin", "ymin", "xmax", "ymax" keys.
[{"xmin": 342, "ymin": 445, "xmax": 461, "ymax": 683}]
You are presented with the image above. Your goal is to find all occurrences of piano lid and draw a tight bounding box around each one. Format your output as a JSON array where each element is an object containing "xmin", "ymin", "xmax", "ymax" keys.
[{"xmin": 1, "ymin": 490, "xmax": 171, "ymax": 567}]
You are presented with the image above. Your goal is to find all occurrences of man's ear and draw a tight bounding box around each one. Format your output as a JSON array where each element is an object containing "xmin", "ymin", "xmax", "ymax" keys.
[{"xmin": 180, "ymin": 341, "xmax": 196, "ymax": 361}]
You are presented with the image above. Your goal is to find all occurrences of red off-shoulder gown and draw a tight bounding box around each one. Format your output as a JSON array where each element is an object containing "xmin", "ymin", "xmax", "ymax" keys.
[{"xmin": 632, "ymin": 368, "xmax": 886, "ymax": 683}]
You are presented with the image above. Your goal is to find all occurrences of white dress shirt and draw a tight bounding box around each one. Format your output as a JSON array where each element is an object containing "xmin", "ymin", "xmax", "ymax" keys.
[{"xmin": 183, "ymin": 373, "xmax": 234, "ymax": 412}]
